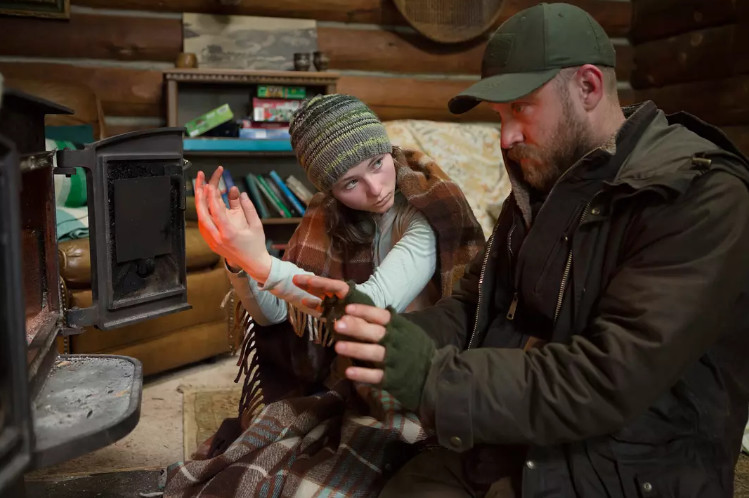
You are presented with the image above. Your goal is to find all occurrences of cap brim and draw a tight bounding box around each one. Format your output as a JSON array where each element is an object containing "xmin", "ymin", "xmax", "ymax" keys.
[{"xmin": 448, "ymin": 68, "xmax": 562, "ymax": 114}]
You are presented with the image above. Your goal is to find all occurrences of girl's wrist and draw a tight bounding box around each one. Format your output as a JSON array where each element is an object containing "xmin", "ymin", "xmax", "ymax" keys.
[{"xmin": 243, "ymin": 252, "xmax": 273, "ymax": 285}]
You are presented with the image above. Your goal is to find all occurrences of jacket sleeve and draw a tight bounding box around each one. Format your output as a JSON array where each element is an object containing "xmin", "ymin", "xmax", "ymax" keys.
[
  {"xmin": 418, "ymin": 171, "xmax": 749, "ymax": 451},
  {"xmin": 404, "ymin": 245, "xmax": 485, "ymax": 349}
]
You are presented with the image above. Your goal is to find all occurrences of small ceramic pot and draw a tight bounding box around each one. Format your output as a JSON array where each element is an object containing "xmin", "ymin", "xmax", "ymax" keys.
[
  {"xmin": 176, "ymin": 52, "xmax": 198, "ymax": 68},
  {"xmin": 313, "ymin": 51, "xmax": 330, "ymax": 71},
  {"xmin": 293, "ymin": 52, "xmax": 311, "ymax": 71}
]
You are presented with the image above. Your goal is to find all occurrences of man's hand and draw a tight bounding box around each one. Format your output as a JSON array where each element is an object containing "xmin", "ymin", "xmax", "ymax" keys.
[
  {"xmin": 335, "ymin": 303, "xmax": 390, "ymax": 384},
  {"xmin": 195, "ymin": 166, "xmax": 272, "ymax": 282},
  {"xmin": 295, "ymin": 274, "xmax": 435, "ymax": 410}
]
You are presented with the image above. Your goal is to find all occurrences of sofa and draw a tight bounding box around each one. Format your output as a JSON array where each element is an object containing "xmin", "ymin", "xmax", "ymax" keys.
[
  {"xmin": 8, "ymin": 78, "xmax": 234, "ymax": 377},
  {"xmin": 382, "ymin": 119, "xmax": 508, "ymax": 237}
]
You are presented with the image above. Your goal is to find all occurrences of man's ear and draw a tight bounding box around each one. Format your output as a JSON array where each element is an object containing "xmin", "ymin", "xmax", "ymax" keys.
[{"xmin": 576, "ymin": 64, "xmax": 605, "ymax": 111}]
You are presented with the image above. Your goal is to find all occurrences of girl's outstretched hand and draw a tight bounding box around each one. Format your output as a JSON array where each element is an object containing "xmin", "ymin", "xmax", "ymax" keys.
[
  {"xmin": 195, "ymin": 166, "xmax": 272, "ymax": 282},
  {"xmin": 293, "ymin": 274, "xmax": 350, "ymax": 312}
]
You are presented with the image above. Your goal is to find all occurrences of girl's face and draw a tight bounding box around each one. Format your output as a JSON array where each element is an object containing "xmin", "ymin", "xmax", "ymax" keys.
[{"xmin": 330, "ymin": 153, "xmax": 396, "ymax": 214}]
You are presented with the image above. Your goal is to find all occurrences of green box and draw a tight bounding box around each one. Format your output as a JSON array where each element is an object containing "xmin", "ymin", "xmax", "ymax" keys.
[
  {"xmin": 184, "ymin": 104, "xmax": 234, "ymax": 138},
  {"xmin": 257, "ymin": 85, "xmax": 306, "ymax": 100}
]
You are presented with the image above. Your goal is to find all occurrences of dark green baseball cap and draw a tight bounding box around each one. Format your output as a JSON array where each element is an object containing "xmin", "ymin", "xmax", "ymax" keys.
[{"xmin": 448, "ymin": 2, "xmax": 616, "ymax": 114}]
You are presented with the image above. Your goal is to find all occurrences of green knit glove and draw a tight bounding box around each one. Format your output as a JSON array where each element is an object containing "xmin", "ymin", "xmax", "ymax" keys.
[
  {"xmin": 320, "ymin": 281, "xmax": 374, "ymax": 331},
  {"xmin": 324, "ymin": 283, "xmax": 435, "ymax": 411},
  {"xmin": 379, "ymin": 309, "xmax": 436, "ymax": 411}
]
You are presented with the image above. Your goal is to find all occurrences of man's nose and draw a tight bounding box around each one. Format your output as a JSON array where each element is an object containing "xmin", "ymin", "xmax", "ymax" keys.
[{"xmin": 500, "ymin": 120, "xmax": 523, "ymax": 149}]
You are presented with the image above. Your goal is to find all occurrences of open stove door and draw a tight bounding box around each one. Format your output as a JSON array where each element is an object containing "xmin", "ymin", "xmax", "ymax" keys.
[
  {"xmin": 57, "ymin": 128, "xmax": 191, "ymax": 330},
  {"xmin": 0, "ymin": 135, "xmax": 33, "ymax": 495}
]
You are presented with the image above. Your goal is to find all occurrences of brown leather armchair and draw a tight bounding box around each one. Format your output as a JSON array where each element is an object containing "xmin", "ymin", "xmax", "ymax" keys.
[
  {"xmin": 9, "ymin": 78, "xmax": 233, "ymax": 376},
  {"xmin": 58, "ymin": 224, "xmax": 232, "ymax": 376}
]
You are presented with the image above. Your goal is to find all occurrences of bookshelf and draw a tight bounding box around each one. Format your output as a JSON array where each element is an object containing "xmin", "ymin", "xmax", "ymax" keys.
[{"xmin": 165, "ymin": 68, "xmax": 339, "ymax": 245}]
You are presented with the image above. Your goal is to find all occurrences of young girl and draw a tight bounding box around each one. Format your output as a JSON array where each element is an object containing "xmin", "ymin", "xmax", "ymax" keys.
[
  {"xmin": 166, "ymin": 95, "xmax": 484, "ymax": 497},
  {"xmin": 196, "ymin": 94, "xmax": 484, "ymax": 341}
]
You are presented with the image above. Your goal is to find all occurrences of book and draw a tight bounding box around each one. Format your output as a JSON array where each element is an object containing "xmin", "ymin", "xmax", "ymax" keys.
[
  {"xmin": 255, "ymin": 174, "xmax": 291, "ymax": 218},
  {"xmin": 243, "ymin": 173, "xmax": 270, "ymax": 219},
  {"xmin": 284, "ymin": 174, "xmax": 315, "ymax": 205},
  {"xmin": 239, "ymin": 127, "xmax": 290, "ymax": 140},
  {"xmin": 261, "ymin": 174, "xmax": 295, "ymax": 217},
  {"xmin": 257, "ymin": 85, "xmax": 306, "ymax": 99},
  {"xmin": 217, "ymin": 175, "xmax": 229, "ymax": 207},
  {"xmin": 221, "ymin": 168, "xmax": 236, "ymax": 206},
  {"xmin": 268, "ymin": 170, "xmax": 306, "ymax": 216},
  {"xmin": 184, "ymin": 103, "xmax": 234, "ymax": 138},
  {"xmin": 252, "ymin": 98, "xmax": 302, "ymax": 122}
]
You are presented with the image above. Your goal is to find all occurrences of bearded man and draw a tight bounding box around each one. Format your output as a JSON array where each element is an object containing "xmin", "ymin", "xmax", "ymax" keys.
[{"xmin": 294, "ymin": 3, "xmax": 749, "ymax": 496}]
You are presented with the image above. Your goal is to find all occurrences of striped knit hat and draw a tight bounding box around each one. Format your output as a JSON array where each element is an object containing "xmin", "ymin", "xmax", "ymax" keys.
[{"xmin": 289, "ymin": 94, "xmax": 392, "ymax": 192}]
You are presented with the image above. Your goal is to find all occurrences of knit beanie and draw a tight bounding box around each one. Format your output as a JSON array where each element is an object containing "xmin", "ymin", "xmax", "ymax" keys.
[{"xmin": 289, "ymin": 94, "xmax": 392, "ymax": 192}]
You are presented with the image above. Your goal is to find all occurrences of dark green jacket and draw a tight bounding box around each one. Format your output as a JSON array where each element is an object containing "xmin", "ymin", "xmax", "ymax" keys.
[{"xmin": 406, "ymin": 102, "xmax": 749, "ymax": 497}]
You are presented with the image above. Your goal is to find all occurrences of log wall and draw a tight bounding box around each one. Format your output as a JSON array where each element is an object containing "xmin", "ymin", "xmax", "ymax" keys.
[
  {"xmin": 0, "ymin": 0, "xmax": 633, "ymax": 135},
  {"xmin": 631, "ymin": 0, "xmax": 749, "ymax": 154}
]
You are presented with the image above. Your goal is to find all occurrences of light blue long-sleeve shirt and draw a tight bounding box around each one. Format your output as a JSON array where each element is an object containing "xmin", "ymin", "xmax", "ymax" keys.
[{"xmin": 228, "ymin": 193, "xmax": 437, "ymax": 325}]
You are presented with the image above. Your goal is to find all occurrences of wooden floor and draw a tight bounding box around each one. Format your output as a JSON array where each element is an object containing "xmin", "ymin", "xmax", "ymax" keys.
[{"xmin": 24, "ymin": 470, "xmax": 163, "ymax": 498}]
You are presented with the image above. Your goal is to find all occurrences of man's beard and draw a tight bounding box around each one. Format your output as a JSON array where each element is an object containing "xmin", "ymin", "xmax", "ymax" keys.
[{"xmin": 507, "ymin": 94, "xmax": 597, "ymax": 193}]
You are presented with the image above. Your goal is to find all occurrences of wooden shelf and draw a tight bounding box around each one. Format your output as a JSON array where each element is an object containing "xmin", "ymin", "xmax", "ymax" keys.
[
  {"xmin": 261, "ymin": 217, "xmax": 302, "ymax": 225},
  {"xmin": 184, "ymin": 149, "xmax": 296, "ymax": 158},
  {"xmin": 164, "ymin": 68, "xmax": 339, "ymax": 87}
]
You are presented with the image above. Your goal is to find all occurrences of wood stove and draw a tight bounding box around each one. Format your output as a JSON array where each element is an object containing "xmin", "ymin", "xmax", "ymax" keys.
[{"xmin": 0, "ymin": 84, "xmax": 189, "ymax": 495}]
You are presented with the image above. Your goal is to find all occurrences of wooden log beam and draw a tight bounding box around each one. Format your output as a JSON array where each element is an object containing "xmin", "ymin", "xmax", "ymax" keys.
[
  {"xmin": 0, "ymin": 62, "xmax": 163, "ymax": 117},
  {"xmin": 634, "ymin": 75, "xmax": 749, "ymax": 126},
  {"xmin": 630, "ymin": 0, "xmax": 749, "ymax": 44},
  {"xmin": 320, "ymin": 27, "xmax": 633, "ymax": 80},
  {"xmin": 494, "ymin": 0, "xmax": 630, "ymax": 37},
  {"xmin": 0, "ymin": 11, "xmax": 631, "ymax": 80},
  {"xmin": 631, "ymin": 24, "xmax": 749, "ymax": 89},
  {"xmin": 72, "ymin": 0, "xmax": 630, "ymax": 37},
  {"xmin": 0, "ymin": 61, "xmax": 637, "ymax": 125},
  {"xmin": 0, "ymin": 13, "xmax": 181, "ymax": 62}
]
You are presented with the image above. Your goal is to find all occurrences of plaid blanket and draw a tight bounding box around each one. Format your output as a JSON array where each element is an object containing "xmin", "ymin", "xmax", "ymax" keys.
[
  {"xmin": 163, "ymin": 147, "xmax": 483, "ymax": 497},
  {"xmin": 165, "ymin": 380, "xmax": 428, "ymax": 497}
]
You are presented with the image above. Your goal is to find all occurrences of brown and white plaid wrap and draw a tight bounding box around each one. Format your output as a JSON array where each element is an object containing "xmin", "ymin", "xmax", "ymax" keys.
[
  {"xmin": 284, "ymin": 146, "xmax": 485, "ymax": 344},
  {"xmin": 163, "ymin": 148, "xmax": 485, "ymax": 498}
]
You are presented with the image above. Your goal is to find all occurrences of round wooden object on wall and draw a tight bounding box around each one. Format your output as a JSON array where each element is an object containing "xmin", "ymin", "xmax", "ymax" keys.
[{"xmin": 392, "ymin": 0, "xmax": 505, "ymax": 44}]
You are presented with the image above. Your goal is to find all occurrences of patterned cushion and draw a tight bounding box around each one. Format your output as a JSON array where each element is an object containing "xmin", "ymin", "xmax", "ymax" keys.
[{"xmin": 384, "ymin": 120, "xmax": 510, "ymax": 237}]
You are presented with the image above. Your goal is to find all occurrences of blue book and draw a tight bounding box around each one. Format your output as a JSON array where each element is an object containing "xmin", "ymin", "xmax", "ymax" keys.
[
  {"xmin": 268, "ymin": 170, "xmax": 306, "ymax": 216},
  {"xmin": 221, "ymin": 169, "xmax": 235, "ymax": 207}
]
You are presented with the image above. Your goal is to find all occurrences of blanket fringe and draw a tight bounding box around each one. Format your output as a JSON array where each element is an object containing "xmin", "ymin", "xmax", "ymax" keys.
[
  {"xmin": 234, "ymin": 302, "xmax": 264, "ymax": 421},
  {"xmin": 287, "ymin": 303, "xmax": 335, "ymax": 347}
]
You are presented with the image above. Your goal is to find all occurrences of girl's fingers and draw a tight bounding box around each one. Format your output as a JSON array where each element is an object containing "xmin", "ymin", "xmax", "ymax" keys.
[
  {"xmin": 208, "ymin": 166, "xmax": 223, "ymax": 188},
  {"xmin": 207, "ymin": 185, "xmax": 230, "ymax": 228},
  {"xmin": 239, "ymin": 192, "xmax": 261, "ymax": 227},
  {"xmin": 227, "ymin": 186, "xmax": 242, "ymax": 209},
  {"xmin": 292, "ymin": 275, "xmax": 350, "ymax": 299}
]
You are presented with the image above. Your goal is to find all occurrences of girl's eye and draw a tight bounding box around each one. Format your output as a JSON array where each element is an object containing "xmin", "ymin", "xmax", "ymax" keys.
[
  {"xmin": 372, "ymin": 158, "xmax": 383, "ymax": 170},
  {"xmin": 344, "ymin": 179, "xmax": 358, "ymax": 190}
]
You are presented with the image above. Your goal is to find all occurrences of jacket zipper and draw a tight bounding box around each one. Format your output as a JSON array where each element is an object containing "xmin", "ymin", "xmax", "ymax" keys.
[
  {"xmin": 467, "ymin": 224, "xmax": 499, "ymax": 349},
  {"xmin": 553, "ymin": 200, "xmax": 592, "ymax": 323},
  {"xmin": 505, "ymin": 151, "xmax": 598, "ymax": 323},
  {"xmin": 506, "ymin": 221, "xmax": 519, "ymax": 320}
]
